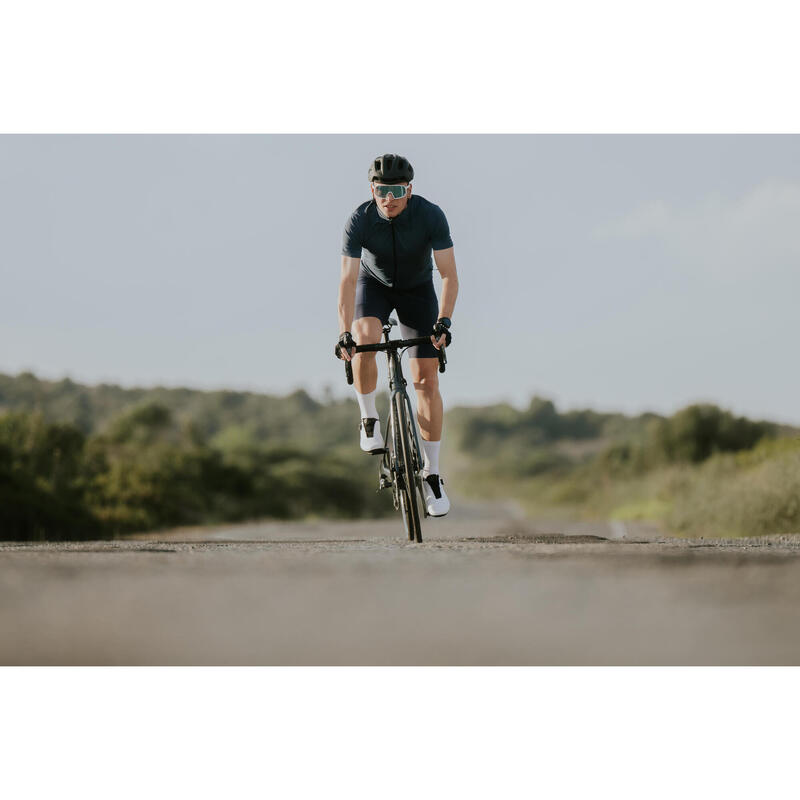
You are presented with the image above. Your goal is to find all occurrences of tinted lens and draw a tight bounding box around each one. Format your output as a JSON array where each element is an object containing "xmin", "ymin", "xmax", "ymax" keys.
[{"xmin": 375, "ymin": 184, "xmax": 407, "ymax": 199}]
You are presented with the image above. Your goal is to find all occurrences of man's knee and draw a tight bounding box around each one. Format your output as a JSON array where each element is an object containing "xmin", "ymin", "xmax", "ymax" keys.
[
  {"xmin": 412, "ymin": 361, "xmax": 440, "ymax": 395},
  {"xmin": 352, "ymin": 317, "xmax": 382, "ymax": 344},
  {"xmin": 352, "ymin": 318, "xmax": 382, "ymax": 364}
]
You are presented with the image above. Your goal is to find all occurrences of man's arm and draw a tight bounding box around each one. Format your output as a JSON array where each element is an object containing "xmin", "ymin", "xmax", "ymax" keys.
[
  {"xmin": 432, "ymin": 247, "xmax": 459, "ymax": 348},
  {"xmin": 434, "ymin": 247, "xmax": 459, "ymax": 318},
  {"xmin": 337, "ymin": 256, "xmax": 360, "ymax": 360}
]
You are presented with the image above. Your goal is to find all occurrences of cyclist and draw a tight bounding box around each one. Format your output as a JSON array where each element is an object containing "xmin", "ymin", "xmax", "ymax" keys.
[{"xmin": 335, "ymin": 153, "xmax": 459, "ymax": 517}]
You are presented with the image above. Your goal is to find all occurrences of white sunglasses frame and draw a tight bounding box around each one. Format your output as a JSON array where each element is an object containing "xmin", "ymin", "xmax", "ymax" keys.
[{"xmin": 373, "ymin": 183, "xmax": 410, "ymax": 199}]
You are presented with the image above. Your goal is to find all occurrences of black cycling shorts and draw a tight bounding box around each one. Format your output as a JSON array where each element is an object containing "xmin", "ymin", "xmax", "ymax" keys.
[{"xmin": 354, "ymin": 270, "xmax": 439, "ymax": 359}]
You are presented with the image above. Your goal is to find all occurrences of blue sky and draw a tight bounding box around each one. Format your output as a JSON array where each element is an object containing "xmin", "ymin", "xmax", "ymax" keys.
[{"xmin": 2, "ymin": 135, "xmax": 799, "ymax": 423}]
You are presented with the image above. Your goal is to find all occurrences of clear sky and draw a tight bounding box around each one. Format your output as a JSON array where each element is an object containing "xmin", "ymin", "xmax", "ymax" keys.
[{"xmin": 2, "ymin": 135, "xmax": 799, "ymax": 423}]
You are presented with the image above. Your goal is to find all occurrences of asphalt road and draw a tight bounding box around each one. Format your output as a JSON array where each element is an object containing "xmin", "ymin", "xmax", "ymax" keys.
[{"xmin": 2, "ymin": 502, "xmax": 800, "ymax": 665}]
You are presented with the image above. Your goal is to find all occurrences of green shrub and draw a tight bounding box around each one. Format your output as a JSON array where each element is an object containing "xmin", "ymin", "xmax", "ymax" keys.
[
  {"xmin": 667, "ymin": 446, "xmax": 800, "ymax": 537},
  {"xmin": 0, "ymin": 405, "xmax": 392, "ymax": 541},
  {"xmin": 651, "ymin": 404, "xmax": 775, "ymax": 464}
]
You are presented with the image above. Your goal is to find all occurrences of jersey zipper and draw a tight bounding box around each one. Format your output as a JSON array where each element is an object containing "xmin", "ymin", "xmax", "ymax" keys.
[{"xmin": 390, "ymin": 220, "xmax": 398, "ymax": 287}]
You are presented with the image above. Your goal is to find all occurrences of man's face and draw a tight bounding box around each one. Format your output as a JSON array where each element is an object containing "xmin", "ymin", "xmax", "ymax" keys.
[{"xmin": 371, "ymin": 181, "xmax": 411, "ymax": 218}]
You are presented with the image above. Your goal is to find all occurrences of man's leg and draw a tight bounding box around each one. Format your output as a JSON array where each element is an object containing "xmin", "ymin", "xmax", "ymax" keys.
[
  {"xmin": 351, "ymin": 316, "xmax": 383, "ymax": 395},
  {"xmin": 352, "ymin": 316, "xmax": 385, "ymax": 452},
  {"xmin": 394, "ymin": 280, "xmax": 449, "ymax": 513},
  {"xmin": 352, "ymin": 271, "xmax": 391, "ymax": 404},
  {"xmin": 397, "ymin": 280, "xmax": 443, "ymax": 443},
  {"xmin": 409, "ymin": 357, "xmax": 443, "ymax": 443},
  {"xmin": 410, "ymin": 356, "xmax": 450, "ymax": 515}
]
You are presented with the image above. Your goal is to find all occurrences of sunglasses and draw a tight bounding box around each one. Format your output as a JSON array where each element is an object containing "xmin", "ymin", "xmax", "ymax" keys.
[{"xmin": 373, "ymin": 184, "xmax": 409, "ymax": 199}]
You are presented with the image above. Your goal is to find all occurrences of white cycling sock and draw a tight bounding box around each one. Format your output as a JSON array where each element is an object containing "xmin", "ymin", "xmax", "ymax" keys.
[
  {"xmin": 421, "ymin": 439, "xmax": 441, "ymax": 476},
  {"xmin": 355, "ymin": 389, "xmax": 378, "ymax": 420}
]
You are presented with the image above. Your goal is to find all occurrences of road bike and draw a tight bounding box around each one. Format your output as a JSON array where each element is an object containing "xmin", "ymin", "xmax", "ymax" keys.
[{"xmin": 342, "ymin": 318, "xmax": 447, "ymax": 543}]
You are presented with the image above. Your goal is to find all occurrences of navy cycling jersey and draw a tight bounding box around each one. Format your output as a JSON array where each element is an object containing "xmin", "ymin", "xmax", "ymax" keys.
[{"xmin": 341, "ymin": 194, "xmax": 453, "ymax": 290}]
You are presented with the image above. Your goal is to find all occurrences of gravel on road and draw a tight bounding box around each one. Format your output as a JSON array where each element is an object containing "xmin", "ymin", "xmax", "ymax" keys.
[{"xmin": 3, "ymin": 509, "xmax": 800, "ymax": 665}]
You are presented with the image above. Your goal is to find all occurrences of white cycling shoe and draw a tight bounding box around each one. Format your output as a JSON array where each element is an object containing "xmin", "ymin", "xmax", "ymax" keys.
[
  {"xmin": 422, "ymin": 474, "xmax": 450, "ymax": 517},
  {"xmin": 359, "ymin": 418, "xmax": 385, "ymax": 454}
]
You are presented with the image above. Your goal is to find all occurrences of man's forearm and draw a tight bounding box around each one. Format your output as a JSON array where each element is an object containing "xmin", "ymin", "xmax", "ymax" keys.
[
  {"xmin": 338, "ymin": 279, "xmax": 356, "ymax": 333},
  {"xmin": 438, "ymin": 276, "xmax": 459, "ymax": 320}
]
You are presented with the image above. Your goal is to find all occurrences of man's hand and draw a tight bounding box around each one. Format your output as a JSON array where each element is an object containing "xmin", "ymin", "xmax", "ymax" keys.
[
  {"xmin": 431, "ymin": 318, "xmax": 452, "ymax": 350},
  {"xmin": 335, "ymin": 331, "xmax": 357, "ymax": 361}
]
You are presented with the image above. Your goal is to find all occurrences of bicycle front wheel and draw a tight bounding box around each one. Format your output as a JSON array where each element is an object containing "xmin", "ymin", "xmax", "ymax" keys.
[{"xmin": 394, "ymin": 392, "xmax": 422, "ymax": 543}]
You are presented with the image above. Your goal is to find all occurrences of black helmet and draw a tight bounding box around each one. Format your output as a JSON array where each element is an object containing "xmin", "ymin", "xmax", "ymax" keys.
[{"xmin": 368, "ymin": 153, "xmax": 414, "ymax": 183}]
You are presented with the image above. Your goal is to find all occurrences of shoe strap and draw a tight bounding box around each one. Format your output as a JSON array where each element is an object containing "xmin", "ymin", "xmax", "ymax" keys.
[
  {"xmin": 424, "ymin": 473, "xmax": 442, "ymax": 499},
  {"xmin": 361, "ymin": 418, "xmax": 377, "ymax": 436}
]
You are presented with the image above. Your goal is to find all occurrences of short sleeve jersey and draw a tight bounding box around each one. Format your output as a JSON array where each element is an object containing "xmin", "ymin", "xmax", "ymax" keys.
[{"xmin": 341, "ymin": 194, "xmax": 453, "ymax": 290}]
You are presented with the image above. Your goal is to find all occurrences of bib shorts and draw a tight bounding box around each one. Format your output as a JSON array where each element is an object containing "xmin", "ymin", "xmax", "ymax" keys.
[{"xmin": 354, "ymin": 269, "xmax": 439, "ymax": 359}]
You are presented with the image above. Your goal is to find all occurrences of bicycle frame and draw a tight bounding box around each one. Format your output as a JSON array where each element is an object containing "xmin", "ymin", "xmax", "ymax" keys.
[
  {"xmin": 383, "ymin": 334, "xmax": 426, "ymax": 515},
  {"xmin": 341, "ymin": 319, "xmax": 447, "ymax": 541}
]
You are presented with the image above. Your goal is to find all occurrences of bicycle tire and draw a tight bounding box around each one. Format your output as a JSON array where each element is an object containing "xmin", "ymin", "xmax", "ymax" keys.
[
  {"xmin": 402, "ymin": 393, "xmax": 427, "ymax": 516},
  {"xmin": 394, "ymin": 392, "xmax": 422, "ymax": 543},
  {"xmin": 388, "ymin": 396, "xmax": 410, "ymax": 538}
]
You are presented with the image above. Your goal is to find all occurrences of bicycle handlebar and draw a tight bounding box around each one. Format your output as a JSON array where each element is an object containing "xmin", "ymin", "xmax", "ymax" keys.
[
  {"xmin": 343, "ymin": 336, "xmax": 447, "ymax": 384},
  {"xmin": 353, "ymin": 336, "xmax": 432, "ymax": 353}
]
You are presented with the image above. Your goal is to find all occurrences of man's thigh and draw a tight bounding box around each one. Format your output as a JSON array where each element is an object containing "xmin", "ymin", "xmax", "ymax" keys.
[
  {"xmin": 355, "ymin": 272, "xmax": 393, "ymax": 328},
  {"xmin": 352, "ymin": 316, "xmax": 383, "ymax": 345},
  {"xmin": 395, "ymin": 280, "xmax": 439, "ymax": 359}
]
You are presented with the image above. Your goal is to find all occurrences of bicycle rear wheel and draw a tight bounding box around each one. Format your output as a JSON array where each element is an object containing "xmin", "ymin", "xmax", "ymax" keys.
[{"xmin": 394, "ymin": 392, "xmax": 422, "ymax": 543}]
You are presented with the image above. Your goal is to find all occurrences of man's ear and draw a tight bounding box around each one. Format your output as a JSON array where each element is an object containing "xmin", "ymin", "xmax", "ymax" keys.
[{"xmin": 407, "ymin": 183, "xmax": 413, "ymax": 197}]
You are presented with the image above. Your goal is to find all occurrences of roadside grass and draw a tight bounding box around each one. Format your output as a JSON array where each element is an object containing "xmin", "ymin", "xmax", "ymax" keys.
[
  {"xmin": 451, "ymin": 436, "xmax": 800, "ymax": 538},
  {"xmin": 666, "ymin": 438, "xmax": 800, "ymax": 537}
]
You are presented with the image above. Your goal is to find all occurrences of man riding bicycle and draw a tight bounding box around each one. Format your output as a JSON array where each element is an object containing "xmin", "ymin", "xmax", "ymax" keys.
[{"xmin": 336, "ymin": 153, "xmax": 459, "ymax": 517}]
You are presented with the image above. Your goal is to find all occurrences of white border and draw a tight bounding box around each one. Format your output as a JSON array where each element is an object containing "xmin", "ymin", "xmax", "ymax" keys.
[
  {"xmin": 2, "ymin": 667, "xmax": 797, "ymax": 799},
  {"xmin": 1, "ymin": 1, "xmax": 799, "ymax": 132}
]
